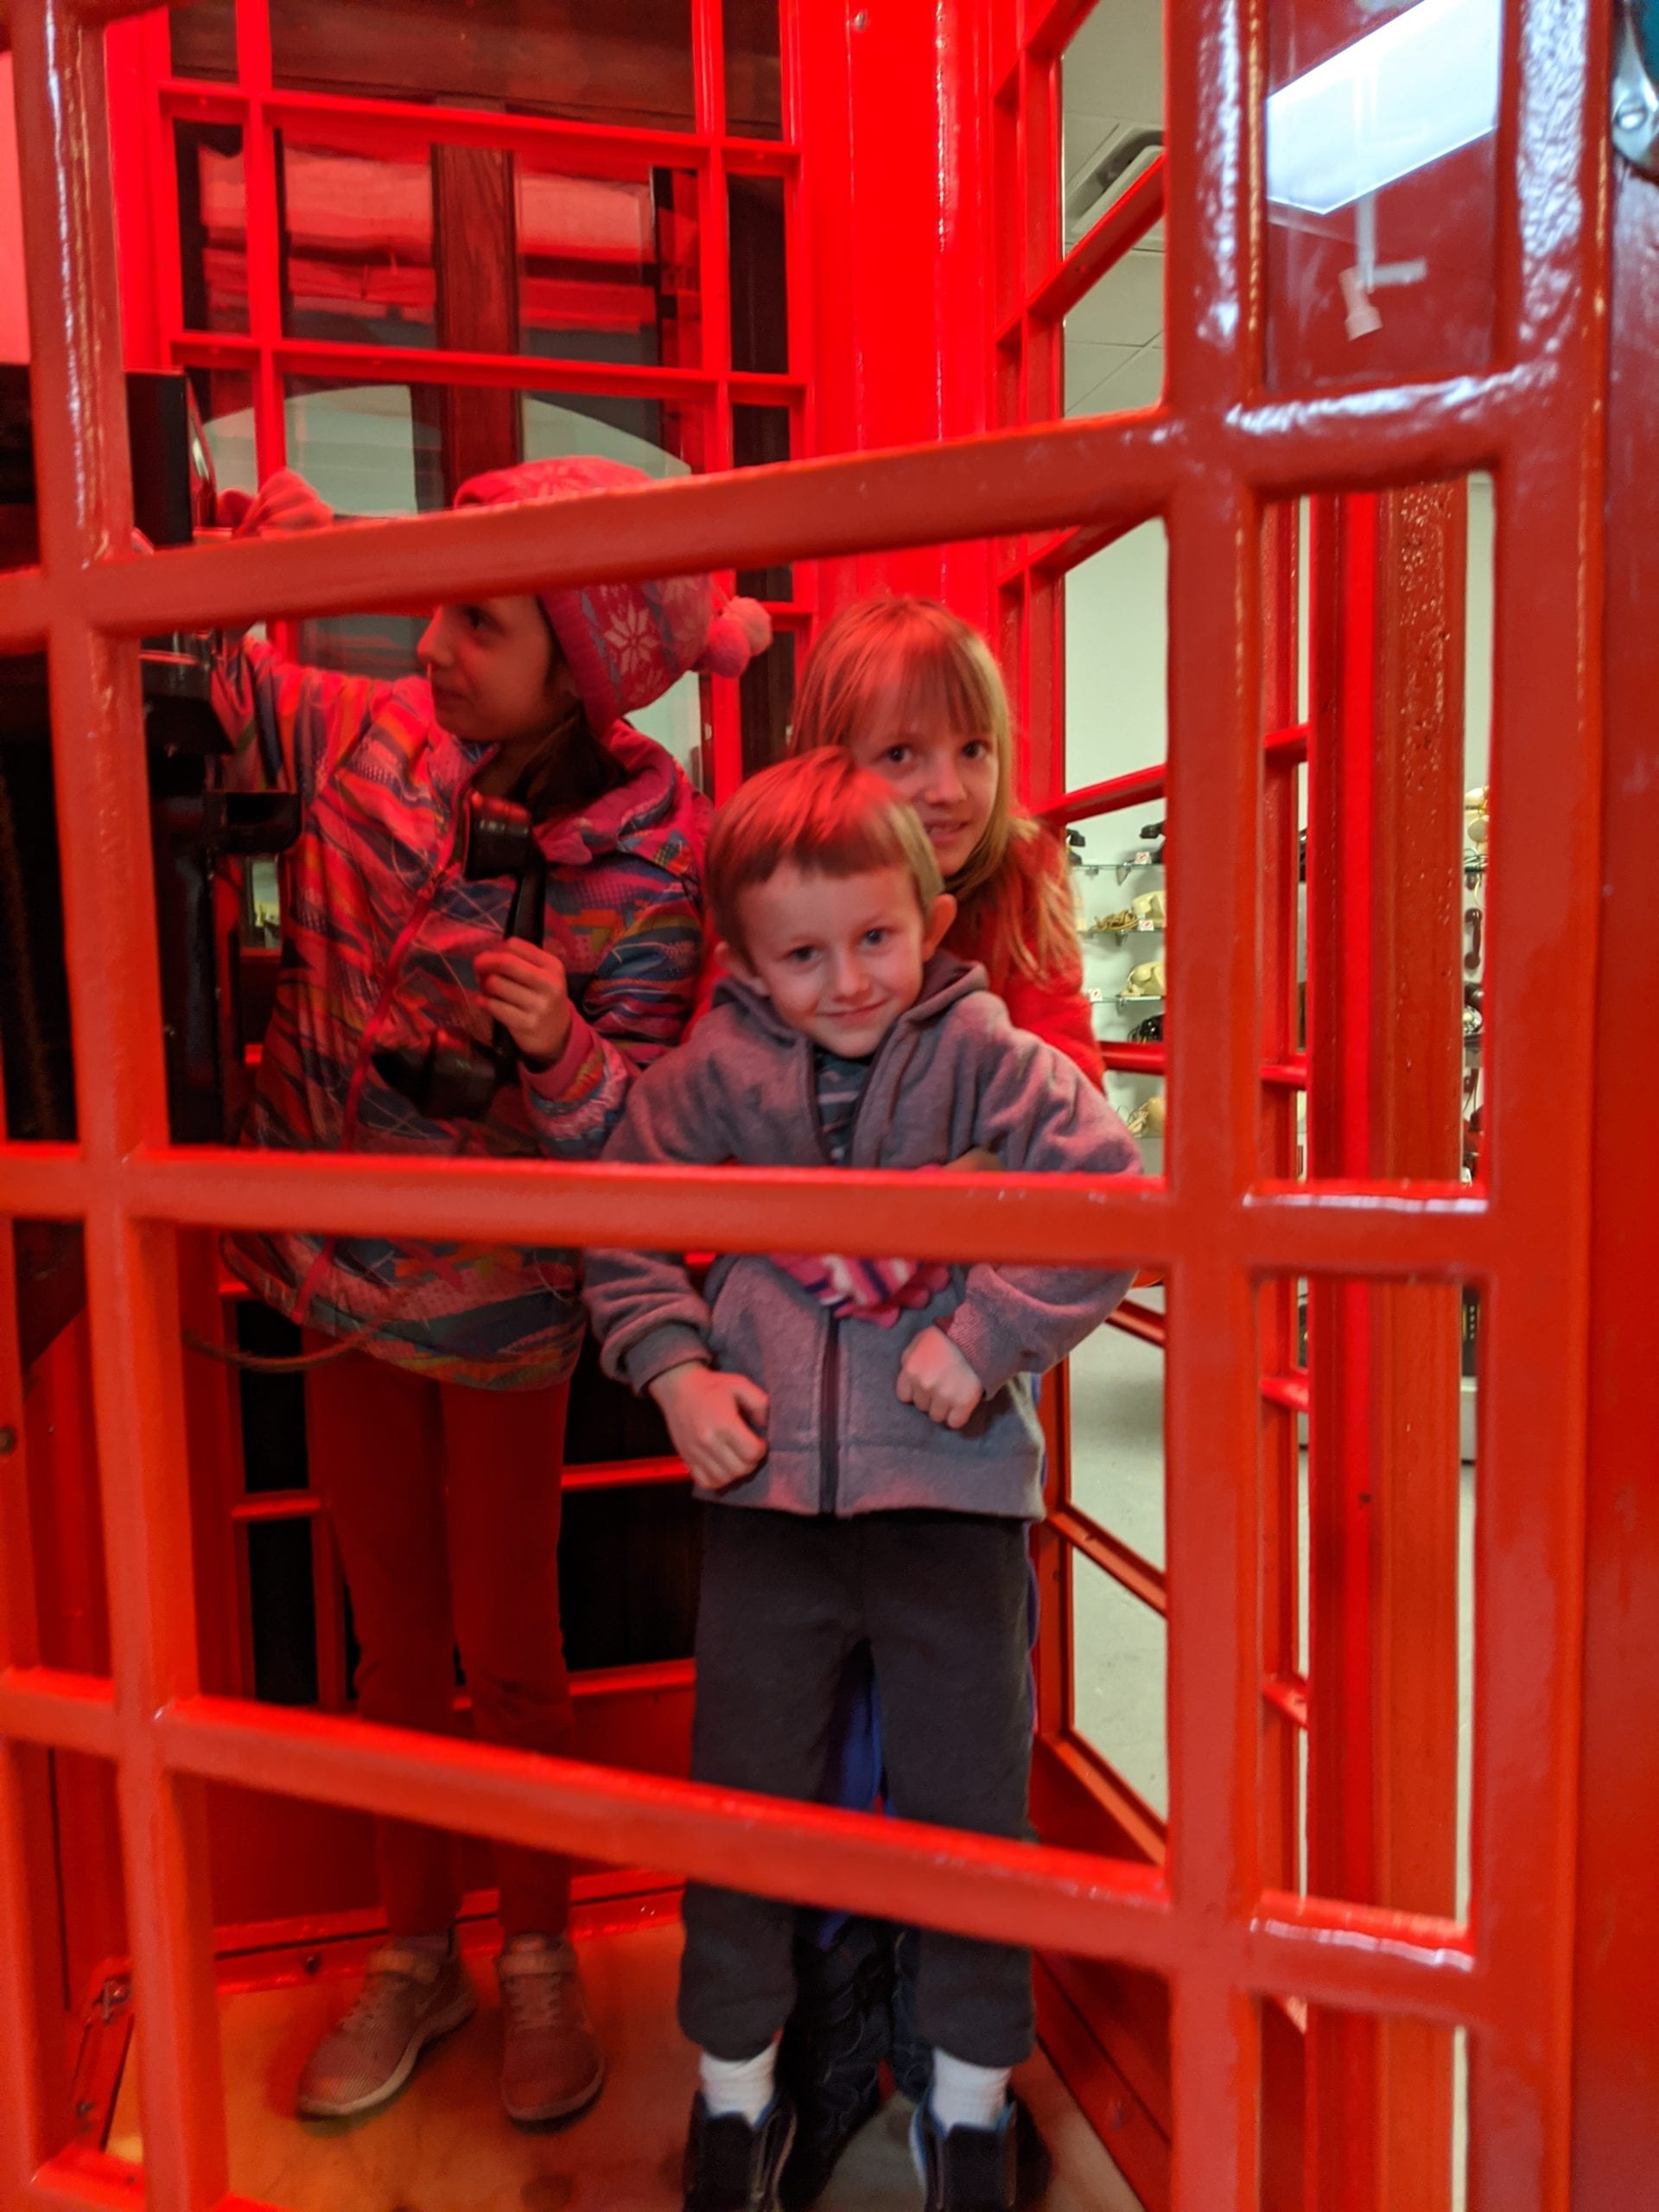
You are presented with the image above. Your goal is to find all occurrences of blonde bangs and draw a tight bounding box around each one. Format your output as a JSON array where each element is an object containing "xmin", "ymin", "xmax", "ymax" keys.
[{"xmin": 791, "ymin": 595, "xmax": 1077, "ymax": 984}]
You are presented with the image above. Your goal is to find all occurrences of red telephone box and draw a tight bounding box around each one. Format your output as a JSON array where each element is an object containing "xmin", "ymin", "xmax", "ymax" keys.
[{"xmin": 1, "ymin": 0, "xmax": 1655, "ymax": 2207}]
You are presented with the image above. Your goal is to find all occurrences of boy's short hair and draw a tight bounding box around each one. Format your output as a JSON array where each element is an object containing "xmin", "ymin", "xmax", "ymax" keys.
[{"xmin": 708, "ymin": 750, "xmax": 944, "ymax": 957}]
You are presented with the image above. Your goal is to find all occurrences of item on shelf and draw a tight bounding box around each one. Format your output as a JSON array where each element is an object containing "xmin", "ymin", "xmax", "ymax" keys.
[
  {"xmin": 1122, "ymin": 961, "xmax": 1166, "ymax": 1000},
  {"xmin": 1127, "ymin": 1013, "xmax": 1165, "ymax": 1044},
  {"xmin": 1131, "ymin": 889, "xmax": 1166, "ymax": 925},
  {"xmin": 1116, "ymin": 832, "xmax": 1166, "ymax": 881},
  {"xmin": 1125, "ymin": 1093, "xmax": 1166, "ymax": 1139},
  {"xmin": 1084, "ymin": 904, "xmax": 1163, "ymax": 937},
  {"xmin": 1465, "ymin": 785, "xmax": 1490, "ymax": 849}
]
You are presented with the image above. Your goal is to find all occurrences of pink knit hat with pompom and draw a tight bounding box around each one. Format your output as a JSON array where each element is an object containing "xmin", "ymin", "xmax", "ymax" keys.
[{"xmin": 454, "ymin": 455, "xmax": 771, "ymax": 733}]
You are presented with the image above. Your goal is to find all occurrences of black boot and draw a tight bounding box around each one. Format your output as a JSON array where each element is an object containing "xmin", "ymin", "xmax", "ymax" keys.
[
  {"xmin": 777, "ymin": 1919, "xmax": 893, "ymax": 2209},
  {"xmin": 894, "ymin": 1934, "xmax": 1050, "ymax": 2209},
  {"xmin": 910, "ymin": 2097, "xmax": 1018, "ymax": 2212},
  {"xmin": 888, "ymin": 1925, "xmax": 931, "ymax": 2103},
  {"xmin": 683, "ymin": 2091, "xmax": 797, "ymax": 2212}
]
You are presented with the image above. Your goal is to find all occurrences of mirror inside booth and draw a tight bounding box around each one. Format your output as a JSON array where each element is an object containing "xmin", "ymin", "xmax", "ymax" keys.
[{"xmin": 3, "ymin": 0, "xmax": 1513, "ymax": 2207}]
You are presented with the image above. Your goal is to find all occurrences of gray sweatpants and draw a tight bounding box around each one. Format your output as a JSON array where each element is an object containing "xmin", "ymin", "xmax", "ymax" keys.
[{"xmin": 678, "ymin": 1503, "xmax": 1035, "ymax": 2069}]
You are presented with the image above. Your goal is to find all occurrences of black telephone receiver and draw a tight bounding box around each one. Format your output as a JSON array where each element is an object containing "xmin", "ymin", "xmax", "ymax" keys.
[{"xmin": 372, "ymin": 790, "xmax": 548, "ymax": 1121}]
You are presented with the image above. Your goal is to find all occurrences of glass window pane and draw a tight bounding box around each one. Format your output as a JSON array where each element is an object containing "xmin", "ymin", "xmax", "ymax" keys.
[
  {"xmin": 277, "ymin": 136, "xmax": 437, "ymax": 351},
  {"xmin": 1070, "ymin": 1553, "xmax": 1167, "ymax": 1819},
  {"xmin": 169, "ymin": 0, "xmax": 235, "ymax": 80},
  {"xmin": 728, "ymin": 174, "xmax": 788, "ymax": 373},
  {"xmin": 187, "ymin": 363, "xmax": 257, "ymax": 498},
  {"xmin": 176, "ymin": 122, "xmax": 247, "ymax": 335},
  {"xmin": 1258, "ymin": 1275, "xmax": 1473, "ymax": 1919},
  {"xmin": 740, "ymin": 625, "xmax": 795, "ymax": 777},
  {"xmin": 1059, "ymin": 0, "xmax": 1164, "ymax": 418},
  {"xmin": 517, "ymin": 159, "xmax": 702, "ymax": 368},
  {"xmin": 1065, "ymin": 520, "xmax": 1168, "ymax": 787},
  {"xmin": 1265, "ymin": 0, "xmax": 1502, "ymax": 390},
  {"xmin": 234, "ymin": 1306, "xmax": 310, "ymax": 1493},
  {"xmin": 246, "ymin": 1518, "xmax": 320, "ymax": 1706},
  {"xmin": 1065, "ymin": 257, "xmax": 1165, "ymax": 419},
  {"xmin": 519, "ymin": 388, "xmax": 705, "ymax": 476},
  {"xmin": 280, "ymin": 376, "xmax": 708, "ymax": 684},
  {"xmin": 1060, "ymin": 0, "xmax": 1164, "ymax": 238},
  {"xmin": 1069, "ymin": 1309, "xmax": 1166, "ymax": 1568},
  {"xmin": 267, "ymin": 0, "xmax": 696, "ymax": 131},
  {"xmin": 283, "ymin": 376, "xmax": 707, "ymax": 508},
  {"xmin": 731, "ymin": 403, "xmax": 792, "ymax": 600},
  {"xmin": 726, "ymin": 0, "xmax": 783, "ymax": 140}
]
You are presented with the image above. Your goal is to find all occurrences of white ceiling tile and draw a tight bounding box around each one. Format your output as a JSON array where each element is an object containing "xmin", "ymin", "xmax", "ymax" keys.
[
  {"xmin": 1066, "ymin": 340, "xmax": 1139, "ymax": 416},
  {"xmin": 1062, "ymin": 110, "xmax": 1130, "ymax": 188},
  {"xmin": 1065, "ymin": 250, "xmax": 1164, "ymax": 348},
  {"xmin": 1059, "ymin": 0, "xmax": 1164, "ymax": 131},
  {"xmin": 1096, "ymin": 342, "xmax": 1166, "ymax": 414}
]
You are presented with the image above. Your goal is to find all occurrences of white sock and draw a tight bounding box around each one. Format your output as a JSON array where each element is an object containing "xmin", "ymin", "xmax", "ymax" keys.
[
  {"xmin": 929, "ymin": 2049, "xmax": 1011, "ymax": 2133},
  {"xmin": 700, "ymin": 2040, "xmax": 779, "ymax": 2123}
]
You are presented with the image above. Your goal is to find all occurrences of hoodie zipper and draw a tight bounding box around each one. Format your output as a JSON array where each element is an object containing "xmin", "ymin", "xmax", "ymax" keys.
[{"xmin": 810, "ymin": 1025, "xmax": 893, "ymax": 1517}]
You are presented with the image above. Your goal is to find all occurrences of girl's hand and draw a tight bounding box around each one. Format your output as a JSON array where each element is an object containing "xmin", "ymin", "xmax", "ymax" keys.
[
  {"xmin": 943, "ymin": 1146, "xmax": 1001, "ymax": 1173},
  {"xmin": 896, "ymin": 1325, "xmax": 984, "ymax": 1429},
  {"xmin": 213, "ymin": 471, "xmax": 334, "ymax": 538},
  {"xmin": 650, "ymin": 1362, "xmax": 770, "ymax": 1491},
  {"xmin": 475, "ymin": 942, "xmax": 573, "ymax": 1066}
]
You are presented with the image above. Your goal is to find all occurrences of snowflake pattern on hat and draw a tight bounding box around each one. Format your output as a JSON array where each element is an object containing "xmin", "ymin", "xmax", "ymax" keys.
[{"xmin": 454, "ymin": 456, "xmax": 772, "ymax": 734}]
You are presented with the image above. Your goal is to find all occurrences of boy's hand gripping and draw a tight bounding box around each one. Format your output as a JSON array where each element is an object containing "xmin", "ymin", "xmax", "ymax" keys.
[
  {"xmin": 896, "ymin": 1325, "xmax": 984, "ymax": 1429},
  {"xmin": 650, "ymin": 1362, "xmax": 770, "ymax": 1492}
]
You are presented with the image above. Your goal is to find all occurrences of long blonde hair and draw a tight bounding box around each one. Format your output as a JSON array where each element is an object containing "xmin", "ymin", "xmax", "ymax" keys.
[{"xmin": 789, "ymin": 597, "xmax": 1076, "ymax": 983}]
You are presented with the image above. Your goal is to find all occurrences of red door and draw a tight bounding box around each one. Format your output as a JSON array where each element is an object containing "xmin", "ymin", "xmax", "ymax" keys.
[{"xmin": 0, "ymin": 1, "xmax": 1652, "ymax": 2208}]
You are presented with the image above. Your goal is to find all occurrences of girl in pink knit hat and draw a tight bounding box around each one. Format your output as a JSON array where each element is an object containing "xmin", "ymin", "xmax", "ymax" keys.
[{"xmin": 207, "ymin": 455, "xmax": 768, "ymax": 2133}]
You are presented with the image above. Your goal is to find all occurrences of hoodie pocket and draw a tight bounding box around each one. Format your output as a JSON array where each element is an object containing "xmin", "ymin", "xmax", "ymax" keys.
[{"xmin": 708, "ymin": 1260, "xmax": 822, "ymax": 1456}]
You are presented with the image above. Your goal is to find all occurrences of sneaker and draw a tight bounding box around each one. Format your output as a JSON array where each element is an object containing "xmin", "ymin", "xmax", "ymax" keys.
[
  {"xmin": 910, "ymin": 2097, "xmax": 1018, "ymax": 2212},
  {"xmin": 778, "ymin": 1921, "xmax": 892, "ymax": 2209},
  {"xmin": 496, "ymin": 1932, "xmax": 606, "ymax": 2126},
  {"xmin": 683, "ymin": 2090, "xmax": 797, "ymax": 2212},
  {"xmin": 888, "ymin": 1927, "xmax": 930, "ymax": 2105},
  {"xmin": 295, "ymin": 1936, "xmax": 475, "ymax": 2120}
]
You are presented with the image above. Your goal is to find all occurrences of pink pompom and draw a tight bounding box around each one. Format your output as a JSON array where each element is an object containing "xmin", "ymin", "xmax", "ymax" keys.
[
  {"xmin": 726, "ymin": 595, "xmax": 774, "ymax": 654},
  {"xmin": 698, "ymin": 595, "xmax": 773, "ymax": 677}
]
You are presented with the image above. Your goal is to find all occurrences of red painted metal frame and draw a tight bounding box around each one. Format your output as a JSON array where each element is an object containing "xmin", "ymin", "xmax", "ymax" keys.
[
  {"xmin": 0, "ymin": 1, "xmax": 1611, "ymax": 2209},
  {"xmin": 1567, "ymin": 130, "xmax": 1659, "ymax": 2200},
  {"xmin": 125, "ymin": 0, "xmax": 814, "ymax": 774}
]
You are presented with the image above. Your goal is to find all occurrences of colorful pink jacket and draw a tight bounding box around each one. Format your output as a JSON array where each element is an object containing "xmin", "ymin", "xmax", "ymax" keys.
[{"xmin": 214, "ymin": 640, "xmax": 709, "ymax": 1389}]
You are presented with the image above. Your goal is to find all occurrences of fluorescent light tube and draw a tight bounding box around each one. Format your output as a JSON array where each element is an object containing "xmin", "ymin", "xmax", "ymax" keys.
[{"xmin": 1266, "ymin": 0, "xmax": 1503, "ymax": 217}]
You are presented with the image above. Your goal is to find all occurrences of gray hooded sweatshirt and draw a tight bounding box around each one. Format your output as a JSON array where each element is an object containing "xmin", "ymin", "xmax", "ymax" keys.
[{"xmin": 582, "ymin": 953, "xmax": 1141, "ymax": 1522}]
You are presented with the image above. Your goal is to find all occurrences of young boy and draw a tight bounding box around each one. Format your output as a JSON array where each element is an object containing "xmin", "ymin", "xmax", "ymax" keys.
[{"xmin": 583, "ymin": 751, "xmax": 1139, "ymax": 2212}]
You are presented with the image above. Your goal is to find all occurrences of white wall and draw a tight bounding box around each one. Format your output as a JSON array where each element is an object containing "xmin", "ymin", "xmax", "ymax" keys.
[
  {"xmin": 1058, "ymin": 483, "xmax": 1494, "ymax": 1160},
  {"xmin": 1062, "ymin": 481, "xmax": 1494, "ymax": 803}
]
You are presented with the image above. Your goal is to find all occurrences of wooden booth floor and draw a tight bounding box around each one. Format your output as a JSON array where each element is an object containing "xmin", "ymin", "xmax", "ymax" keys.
[{"xmin": 107, "ymin": 1916, "xmax": 1142, "ymax": 2211}]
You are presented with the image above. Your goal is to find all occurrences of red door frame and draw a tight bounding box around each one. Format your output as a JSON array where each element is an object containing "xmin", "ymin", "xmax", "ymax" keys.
[
  {"xmin": 0, "ymin": 2, "xmax": 1631, "ymax": 2209},
  {"xmin": 1568, "ymin": 130, "xmax": 1659, "ymax": 2204}
]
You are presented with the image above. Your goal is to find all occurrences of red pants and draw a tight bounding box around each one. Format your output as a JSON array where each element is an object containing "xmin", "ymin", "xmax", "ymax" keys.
[{"xmin": 304, "ymin": 1344, "xmax": 574, "ymax": 1940}]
